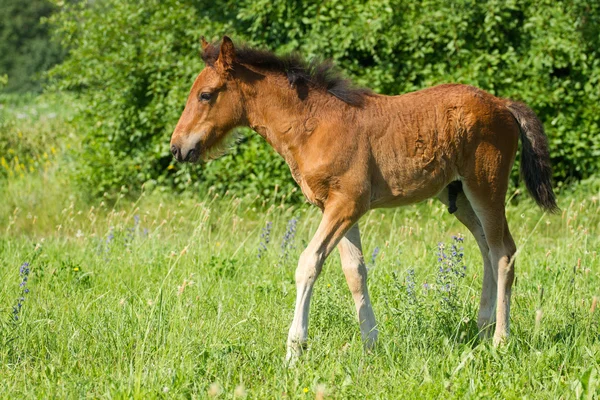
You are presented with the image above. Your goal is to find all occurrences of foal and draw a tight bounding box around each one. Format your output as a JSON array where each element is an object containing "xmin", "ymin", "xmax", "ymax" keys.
[{"xmin": 170, "ymin": 37, "xmax": 558, "ymax": 360}]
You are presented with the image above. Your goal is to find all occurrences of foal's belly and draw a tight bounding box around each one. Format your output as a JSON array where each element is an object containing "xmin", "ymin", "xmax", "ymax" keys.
[{"xmin": 369, "ymin": 157, "xmax": 455, "ymax": 209}]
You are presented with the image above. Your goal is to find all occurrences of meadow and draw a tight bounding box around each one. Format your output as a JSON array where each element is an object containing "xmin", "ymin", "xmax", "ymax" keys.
[{"xmin": 1, "ymin": 96, "xmax": 599, "ymax": 398}]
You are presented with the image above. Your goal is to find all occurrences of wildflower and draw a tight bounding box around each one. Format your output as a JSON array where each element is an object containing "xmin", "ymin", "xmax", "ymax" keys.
[
  {"xmin": 257, "ymin": 221, "xmax": 272, "ymax": 259},
  {"xmin": 371, "ymin": 246, "xmax": 380, "ymax": 265},
  {"xmin": 107, "ymin": 228, "xmax": 115, "ymax": 243},
  {"xmin": 13, "ymin": 262, "xmax": 31, "ymax": 321},
  {"xmin": 303, "ymin": 387, "xmax": 309, "ymax": 394},
  {"xmin": 435, "ymin": 235, "xmax": 466, "ymax": 309},
  {"xmin": 406, "ymin": 268, "xmax": 417, "ymax": 304},
  {"xmin": 73, "ymin": 267, "xmax": 80, "ymax": 272},
  {"xmin": 19, "ymin": 262, "xmax": 30, "ymax": 275},
  {"xmin": 280, "ymin": 217, "xmax": 298, "ymax": 260},
  {"xmin": 125, "ymin": 215, "xmax": 141, "ymax": 243}
]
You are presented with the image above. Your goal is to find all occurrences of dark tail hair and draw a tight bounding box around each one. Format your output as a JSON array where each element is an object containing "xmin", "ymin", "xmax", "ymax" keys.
[{"xmin": 507, "ymin": 101, "xmax": 559, "ymax": 213}]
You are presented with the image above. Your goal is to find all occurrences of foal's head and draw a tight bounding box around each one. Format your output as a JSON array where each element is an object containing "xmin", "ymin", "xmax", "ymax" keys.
[{"xmin": 170, "ymin": 36, "xmax": 245, "ymax": 163}]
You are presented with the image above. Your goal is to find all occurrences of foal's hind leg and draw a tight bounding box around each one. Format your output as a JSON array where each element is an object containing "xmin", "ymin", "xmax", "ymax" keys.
[
  {"xmin": 461, "ymin": 185, "xmax": 517, "ymax": 345},
  {"xmin": 337, "ymin": 224, "xmax": 378, "ymax": 348},
  {"xmin": 437, "ymin": 187, "xmax": 497, "ymax": 336}
]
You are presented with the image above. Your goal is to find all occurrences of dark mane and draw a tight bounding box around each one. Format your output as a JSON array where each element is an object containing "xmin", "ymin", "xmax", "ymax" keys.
[{"xmin": 202, "ymin": 41, "xmax": 372, "ymax": 107}]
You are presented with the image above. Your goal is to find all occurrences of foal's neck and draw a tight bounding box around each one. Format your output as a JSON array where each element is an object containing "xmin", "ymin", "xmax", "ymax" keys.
[{"xmin": 239, "ymin": 72, "xmax": 316, "ymax": 160}]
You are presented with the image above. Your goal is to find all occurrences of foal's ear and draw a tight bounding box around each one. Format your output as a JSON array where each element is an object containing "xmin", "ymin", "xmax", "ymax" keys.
[
  {"xmin": 200, "ymin": 36, "xmax": 210, "ymax": 52},
  {"xmin": 216, "ymin": 36, "xmax": 235, "ymax": 71}
]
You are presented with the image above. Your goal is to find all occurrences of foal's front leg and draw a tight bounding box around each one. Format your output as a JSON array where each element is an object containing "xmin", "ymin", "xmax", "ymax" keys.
[
  {"xmin": 286, "ymin": 203, "xmax": 362, "ymax": 362},
  {"xmin": 338, "ymin": 224, "xmax": 378, "ymax": 348}
]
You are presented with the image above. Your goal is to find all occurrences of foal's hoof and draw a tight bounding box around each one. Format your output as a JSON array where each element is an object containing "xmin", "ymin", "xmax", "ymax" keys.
[
  {"xmin": 363, "ymin": 330, "xmax": 379, "ymax": 352},
  {"xmin": 285, "ymin": 341, "xmax": 308, "ymax": 366},
  {"xmin": 493, "ymin": 333, "xmax": 508, "ymax": 347},
  {"xmin": 477, "ymin": 318, "xmax": 495, "ymax": 340}
]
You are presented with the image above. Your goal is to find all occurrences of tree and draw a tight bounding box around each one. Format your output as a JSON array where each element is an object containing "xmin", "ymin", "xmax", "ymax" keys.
[{"xmin": 0, "ymin": 0, "xmax": 64, "ymax": 93}]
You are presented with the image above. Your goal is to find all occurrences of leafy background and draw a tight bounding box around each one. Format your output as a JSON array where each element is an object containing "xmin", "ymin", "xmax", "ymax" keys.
[{"xmin": 2, "ymin": 0, "xmax": 600, "ymax": 202}]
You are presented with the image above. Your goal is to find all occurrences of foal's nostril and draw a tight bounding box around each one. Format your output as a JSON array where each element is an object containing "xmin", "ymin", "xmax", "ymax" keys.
[
  {"xmin": 184, "ymin": 149, "xmax": 195, "ymax": 162},
  {"xmin": 171, "ymin": 144, "xmax": 183, "ymax": 161}
]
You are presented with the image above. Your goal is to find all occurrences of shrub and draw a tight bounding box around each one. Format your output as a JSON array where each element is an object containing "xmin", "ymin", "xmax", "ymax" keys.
[
  {"xmin": 50, "ymin": 0, "xmax": 600, "ymax": 201},
  {"xmin": 0, "ymin": 94, "xmax": 70, "ymax": 180},
  {"xmin": 0, "ymin": 0, "xmax": 64, "ymax": 93}
]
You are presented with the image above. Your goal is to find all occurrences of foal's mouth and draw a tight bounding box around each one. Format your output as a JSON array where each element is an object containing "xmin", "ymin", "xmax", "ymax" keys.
[
  {"xmin": 185, "ymin": 147, "xmax": 201, "ymax": 163},
  {"xmin": 170, "ymin": 143, "xmax": 201, "ymax": 163}
]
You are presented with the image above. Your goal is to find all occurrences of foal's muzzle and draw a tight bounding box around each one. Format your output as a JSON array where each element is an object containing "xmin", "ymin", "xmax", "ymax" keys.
[{"xmin": 170, "ymin": 144, "xmax": 197, "ymax": 163}]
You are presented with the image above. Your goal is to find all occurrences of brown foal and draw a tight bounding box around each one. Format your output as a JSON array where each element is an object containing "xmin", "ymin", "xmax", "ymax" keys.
[{"xmin": 170, "ymin": 37, "xmax": 558, "ymax": 360}]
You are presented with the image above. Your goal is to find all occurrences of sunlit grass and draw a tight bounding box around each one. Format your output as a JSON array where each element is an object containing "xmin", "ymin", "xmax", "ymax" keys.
[
  {"xmin": 1, "ymin": 98, "xmax": 599, "ymax": 397},
  {"xmin": 0, "ymin": 171, "xmax": 599, "ymax": 398}
]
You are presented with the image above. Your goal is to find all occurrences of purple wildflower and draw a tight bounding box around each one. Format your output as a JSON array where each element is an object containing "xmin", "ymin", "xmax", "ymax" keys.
[
  {"xmin": 435, "ymin": 235, "xmax": 466, "ymax": 309},
  {"xmin": 371, "ymin": 247, "xmax": 380, "ymax": 265},
  {"xmin": 280, "ymin": 217, "xmax": 298, "ymax": 260},
  {"xmin": 257, "ymin": 221, "xmax": 272, "ymax": 259},
  {"xmin": 107, "ymin": 228, "xmax": 115, "ymax": 243},
  {"xmin": 406, "ymin": 269, "xmax": 416, "ymax": 296},
  {"xmin": 13, "ymin": 261, "xmax": 31, "ymax": 321}
]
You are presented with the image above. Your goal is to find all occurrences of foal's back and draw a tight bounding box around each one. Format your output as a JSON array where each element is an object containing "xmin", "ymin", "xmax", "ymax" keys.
[{"xmin": 361, "ymin": 84, "xmax": 520, "ymax": 208}]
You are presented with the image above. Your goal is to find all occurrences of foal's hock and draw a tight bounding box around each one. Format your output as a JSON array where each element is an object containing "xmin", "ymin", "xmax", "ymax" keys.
[{"xmin": 170, "ymin": 36, "xmax": 558, "ymax": 360}]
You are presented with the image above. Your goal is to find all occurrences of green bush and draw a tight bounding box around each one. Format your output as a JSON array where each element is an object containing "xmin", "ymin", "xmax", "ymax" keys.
[
  {"xmin": 0, "ymin": 0, "xmax": 64, "ymax": 93},
  {"xmin": 0, "ymin": 93, "xmax": 74, "ymax": 180},
  {"xmin": 50, "ymin": 0, "xmax": 600, "ymax": 201}
]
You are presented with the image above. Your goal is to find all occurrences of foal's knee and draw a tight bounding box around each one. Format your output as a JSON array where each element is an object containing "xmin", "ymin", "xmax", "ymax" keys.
[
  {"xmin": 342, "ymin": 260, "xmax": 367, "ymax": 294},
  {"xmin": 296, "ymin": 250, "xmax": 324, "ymax": 284},
  {"xmin": 498, "ymin": 244, "xmax": 517, "ymax": 286}
]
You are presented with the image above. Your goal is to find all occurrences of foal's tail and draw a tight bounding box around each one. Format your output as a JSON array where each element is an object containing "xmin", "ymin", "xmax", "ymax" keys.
[{"xmin": 507, "ymin": 101, "xmax": 559, "ymax": 213}]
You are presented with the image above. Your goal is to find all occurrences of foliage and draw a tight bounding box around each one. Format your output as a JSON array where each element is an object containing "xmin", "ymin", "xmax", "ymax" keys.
[
  {"xmin": 49, "ymin": 0, "xmax": 600, "ymax": 201},
  {"xmin": 0, "ymin": 94, "xmax": 74, "ymax": 180},
  {"xmin": 0, "ymin": 0, "xmax": 64, "ymax": 93}
]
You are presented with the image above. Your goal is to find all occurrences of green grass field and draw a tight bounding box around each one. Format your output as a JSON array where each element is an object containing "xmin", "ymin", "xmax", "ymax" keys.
[{"xmin": 1, "ymin": 97, "xmax": 599, "ymax": 398}]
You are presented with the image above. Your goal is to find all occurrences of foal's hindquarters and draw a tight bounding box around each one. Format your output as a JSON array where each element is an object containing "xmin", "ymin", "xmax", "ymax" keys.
[
  {"xmin": 436, "ymin": 121, "xmax": 520, "ymax": 345},
  {"xmin": 364, "ymin": 86, "xmax": 522, "ymax": 346},
  {"xmin": 437, "ymin": 93, "xmax": 521, "ymax": 345}
]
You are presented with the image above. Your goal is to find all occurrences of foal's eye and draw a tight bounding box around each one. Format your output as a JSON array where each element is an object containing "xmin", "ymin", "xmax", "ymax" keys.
[{"xmin": 199, "ymin": 92, "xmax": 212, "ymax": 102}]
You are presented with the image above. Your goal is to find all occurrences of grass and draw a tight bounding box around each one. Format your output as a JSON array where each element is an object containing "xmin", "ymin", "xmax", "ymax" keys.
[{"xmin": 0, "ymin": 97, "xmax": 599, "ymax": 398}]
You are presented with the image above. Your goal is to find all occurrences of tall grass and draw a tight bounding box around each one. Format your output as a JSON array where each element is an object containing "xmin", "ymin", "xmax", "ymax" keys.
[{"xmin": 0, "ymin": 97, "xmax": 598, "ymax": 398}]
